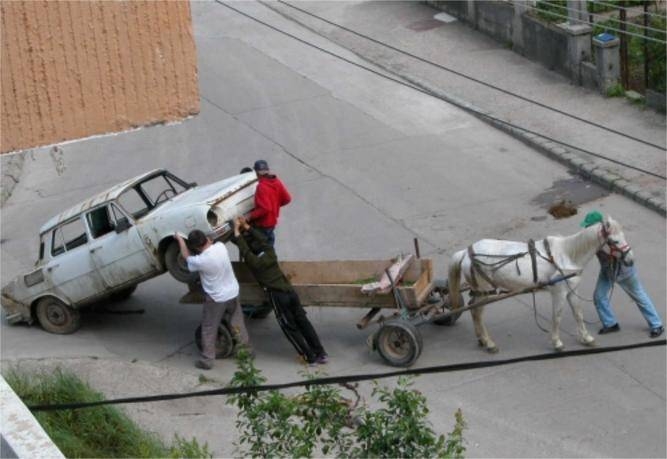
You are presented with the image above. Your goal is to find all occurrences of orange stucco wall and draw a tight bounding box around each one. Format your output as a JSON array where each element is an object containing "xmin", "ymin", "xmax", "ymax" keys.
[{"xmin": 1, "ymin": 1, "xmax": 200, "ymax": 153}]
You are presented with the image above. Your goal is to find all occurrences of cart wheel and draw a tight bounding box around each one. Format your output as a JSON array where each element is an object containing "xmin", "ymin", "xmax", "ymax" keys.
[
  {"xmin": 194, "ymin": 322, "xmax": 235, "ymax": 359},
  {"xmin": 374, "ymin": 320, "xmax": 423, "ymax": 367},
  {"xmin": 431, "ymin": 278, "xmax": 464, "ymax": 326},
  {"xmin": 35, "ymin": 297, "xmax": 81, "ymax": 334},
  {"xmin": 433, "ymin": 293, "xmax": 464, "ymax": 326}
]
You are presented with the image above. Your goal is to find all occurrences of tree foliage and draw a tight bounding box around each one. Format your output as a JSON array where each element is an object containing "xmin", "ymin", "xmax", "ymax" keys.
[{"xmin": 227, "ymin": 348, "xmax": 466, "ymax": 458}]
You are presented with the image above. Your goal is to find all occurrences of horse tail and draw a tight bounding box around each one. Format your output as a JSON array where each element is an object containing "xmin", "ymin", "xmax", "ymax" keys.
[{"xmin": 448, "ymin": 250, "xmax": 466, "ymax": 310}]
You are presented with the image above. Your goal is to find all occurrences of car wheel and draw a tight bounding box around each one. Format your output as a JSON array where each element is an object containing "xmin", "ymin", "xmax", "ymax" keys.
[
  {"xmin": 35, "ymin": 297, "xmax": 81, "ymax": 334},
  {"xmin": 109, "ymin": 284, "xmax": 137, "ymax": 301},
  {"xmin": 165, "ymin": 241, "xmax": 198, "ymax": 284}
]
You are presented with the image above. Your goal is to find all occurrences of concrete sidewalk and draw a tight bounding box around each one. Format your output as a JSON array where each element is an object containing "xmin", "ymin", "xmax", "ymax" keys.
[{"xmin": 266, "ymin": 0, "xmax": 667, "ymax": 213}]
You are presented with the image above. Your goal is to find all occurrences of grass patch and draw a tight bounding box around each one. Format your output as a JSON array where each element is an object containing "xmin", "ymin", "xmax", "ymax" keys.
[
  {"xmin": 4, "ymin": 368, "xmax": 212, "ymax": 458},
  {"xmin": 606, "ymin": 82, "xmax": 626, "ymax": 97}
]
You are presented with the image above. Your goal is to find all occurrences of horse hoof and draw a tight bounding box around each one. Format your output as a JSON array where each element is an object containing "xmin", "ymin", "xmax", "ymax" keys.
[
  {"xmin": 582, "ymin": 339, "xmax": 597, "ymax": 347},
  {"xmin": 486, "ymin": 346, "xmax": 499, "ymax": 354},
  {"xmin": 477, "ymin": 339, "xmax": 485, "ymax": 348},
  {"xmin": 554, "ymin": 345, "xmax": 564, "ymax": 352}
]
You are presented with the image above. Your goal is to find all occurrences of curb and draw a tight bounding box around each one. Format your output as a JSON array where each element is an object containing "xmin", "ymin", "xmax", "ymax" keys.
[
  {"xmin": 365, "ymin": 65, "xmax": 667, "ymax": 217},
  {"xmin": 265, "ymin": 2, "xmax": 666, "ymax": 217}
]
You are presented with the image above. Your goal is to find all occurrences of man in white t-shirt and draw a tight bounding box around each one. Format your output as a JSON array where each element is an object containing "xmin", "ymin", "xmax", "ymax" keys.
[{"xmin": 176, "ymin": 230, "xmax": 251, "ymax": 369}]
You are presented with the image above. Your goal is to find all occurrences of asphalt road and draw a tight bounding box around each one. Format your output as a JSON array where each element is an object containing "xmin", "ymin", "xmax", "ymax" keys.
[{"xmin": 1, "ymin": 1, "xmax": 665, "ymax": 457}]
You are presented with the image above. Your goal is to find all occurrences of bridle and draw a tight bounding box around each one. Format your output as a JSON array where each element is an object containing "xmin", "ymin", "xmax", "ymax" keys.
[{"xmin": 598, "ymin": 222, "xmax": 632, "ymax": 262}]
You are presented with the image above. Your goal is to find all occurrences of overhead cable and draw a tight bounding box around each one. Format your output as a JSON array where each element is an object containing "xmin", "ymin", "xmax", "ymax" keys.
[
  {"xmin": 540, "ymin": 1, "xmax": 666, "ymax": 34},
  {"xmin": 522, "ymin": 3, "xmax": 667, "ymax": 43},
  {"xmin": 593, "ymin": 0, "xmax": 667, "ymax": 19},
  {"xmin": 28, "ymin": 339, "xmax": 667, "ymax": 411},
  {"xmin": 216, "ymin": 1, "xmax": 666, "ymax": 180},
  {"xmin": 277, "ymin": 0, "xmax": 666, "ymax": 152}
]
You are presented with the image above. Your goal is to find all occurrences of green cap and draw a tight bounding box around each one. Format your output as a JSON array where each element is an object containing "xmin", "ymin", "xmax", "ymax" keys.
[{"xmin": 580, "ymin": 210, "xmax": 603, "ymax": 227}]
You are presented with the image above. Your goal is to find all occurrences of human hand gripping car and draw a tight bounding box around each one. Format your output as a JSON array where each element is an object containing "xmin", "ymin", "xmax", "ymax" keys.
[
  {"xmin": 231, "ymin": 217, "xmax": 328, "ymax": 365},
  {"xmin": 175, "ymin": 231, "xmax": 252, "ymax": 369}
]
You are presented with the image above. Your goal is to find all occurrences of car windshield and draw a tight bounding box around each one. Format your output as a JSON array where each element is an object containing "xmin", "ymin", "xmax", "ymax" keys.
[{"xmin": 118, "ymin": 171, "xmax": 189, "ymax": 219}]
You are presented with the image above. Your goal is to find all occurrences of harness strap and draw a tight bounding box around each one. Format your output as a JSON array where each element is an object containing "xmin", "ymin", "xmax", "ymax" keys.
[
  {"xmin": 528, "ymin": 238, "xmax": 538, "ymax": 284},
  {"xmin": 468, "ymin": 245, "xmax": 499, "ymax": 292}
]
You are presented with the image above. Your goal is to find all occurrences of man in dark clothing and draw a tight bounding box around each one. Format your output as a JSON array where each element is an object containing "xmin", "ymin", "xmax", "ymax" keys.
[
  {"xmin": 248, "ymin": 160, "xmax": 291, "ymax": 247},
  {"xmin": 231, "ymin": 216, "xmax": 328, "ymax": 365}
]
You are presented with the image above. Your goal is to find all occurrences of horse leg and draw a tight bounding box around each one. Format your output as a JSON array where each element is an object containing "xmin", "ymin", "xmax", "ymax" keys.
[
  {"xmin": 550, "ymin": 289, "xmax": 566, "ymax": 351},
  {"xmin": 471, "ymin": 304, "xmax": 498, "ymax": 353},
  {"xmin": 566, "ymin": 289, "xmax": 596, "ymax": 346}
]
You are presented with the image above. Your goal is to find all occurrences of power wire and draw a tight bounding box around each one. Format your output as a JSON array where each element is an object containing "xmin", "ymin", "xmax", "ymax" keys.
[
  {"xmin": 539, "ymin": 1, "xmax": 666, "ymax": 34},
  {"xmin": 216, "ymin": 1, "xmax": 666, "ymax": 180},
  {"xmin": 522, "ymin": 3, "xmax": 667, "ymax": 43},
  {"xmin": 276, "ymin": 0, "xmax": 666, "ymax": 152},
  {"xmin": 27, "ymin": 339, "xmax": 667, "ymax": 411},
  {"xmin": 593, "ymin": 0, "xmax": 667, "ymax": 20}
]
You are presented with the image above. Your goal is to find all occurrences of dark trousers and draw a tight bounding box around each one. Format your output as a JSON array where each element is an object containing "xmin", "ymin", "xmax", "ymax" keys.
[
  {"xmin": 257, "ymin": 227, "xmax": 275, "ymax": 247},
  {"xmin": 269, "ymin": 290, "xmax": 325, "ymax": 363}
]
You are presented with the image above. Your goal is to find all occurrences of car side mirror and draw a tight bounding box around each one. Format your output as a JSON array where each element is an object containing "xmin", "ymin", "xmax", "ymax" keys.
[{"xmin": 115, "ymin": 217, "xmax": 132, "ymax": 233}]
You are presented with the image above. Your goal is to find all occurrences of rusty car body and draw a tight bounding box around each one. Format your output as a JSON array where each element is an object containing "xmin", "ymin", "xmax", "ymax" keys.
[{"xmin": 1, "ymin": 169, "xmax": 257, "ymax": 334}]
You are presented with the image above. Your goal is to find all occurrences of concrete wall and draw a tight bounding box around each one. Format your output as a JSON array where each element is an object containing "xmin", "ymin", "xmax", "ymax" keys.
[
  {"xmin": 522, "ymin": 14, "xmax": 569, "ymax": 76},
  {"xmin": 0, "ymin": 1, "xmax": 200, "ymax": 154},
  {"xmin": 0, "ymin": 375, "xmax": 65, "ymax": 458},
  {"xmin": 427, "ymin": 1, "xmax": 576, "ymax": 80}
]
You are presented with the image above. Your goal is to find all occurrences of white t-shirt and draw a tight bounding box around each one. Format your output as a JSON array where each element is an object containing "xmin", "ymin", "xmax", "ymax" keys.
[{"xmin": 186, "ymin": 242, "xmax": 239, "ymax": 303}]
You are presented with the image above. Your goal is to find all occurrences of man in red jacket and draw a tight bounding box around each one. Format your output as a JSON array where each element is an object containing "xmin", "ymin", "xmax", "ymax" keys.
[{"xmin": 248, "ymin": 160, "xmax": 291, "ymax": 246}]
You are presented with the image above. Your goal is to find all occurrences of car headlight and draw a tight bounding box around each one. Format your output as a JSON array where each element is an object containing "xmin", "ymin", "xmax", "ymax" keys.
[{"xmin": 207, "ymin": 209, "xmax": 218, "ymax": 228}]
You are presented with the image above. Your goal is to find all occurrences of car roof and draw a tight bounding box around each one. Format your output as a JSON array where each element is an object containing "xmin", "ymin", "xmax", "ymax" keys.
[{"xmin": 40, "ymin": 169, "xmax": 165, "ymax": 235}]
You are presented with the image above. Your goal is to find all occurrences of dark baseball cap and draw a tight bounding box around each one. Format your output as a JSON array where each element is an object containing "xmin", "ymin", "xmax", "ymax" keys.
[{"xmin": 253, "ymin": 160, "xmax": 269, "ymax": 172}]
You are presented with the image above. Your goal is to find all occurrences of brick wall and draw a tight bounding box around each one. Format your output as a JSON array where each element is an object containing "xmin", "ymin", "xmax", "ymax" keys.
[{"xmin": 1, "ymin": 1, "xmax": 200, "ymax": 153}]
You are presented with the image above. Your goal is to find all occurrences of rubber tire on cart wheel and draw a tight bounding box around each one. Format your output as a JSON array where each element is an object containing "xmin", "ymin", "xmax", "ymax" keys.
[
  {"xmin": 431, "ymin": 278, "xmax": 464, "ymax": 326},
  {"xmin": 165, "ymin": 240, "xmax": 198, "ymax": 284},
  {"xmin": 194, "ymin": 323, "xmax": 235, "ymax": 359},
  {"xmin": 374, "ymin": 320, "xmax": 423, "ymax": 367},
  {"xmin": 35, "ymin": 297, "xmax": 81, "ymax": 334},
  {"xmin": 109, "ymin": 284, "xmax": 137, "ymax": 301}
]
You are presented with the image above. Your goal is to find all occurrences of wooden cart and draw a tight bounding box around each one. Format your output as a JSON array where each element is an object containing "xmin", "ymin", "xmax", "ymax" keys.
[{"xmin": 182, "ymin": 256, "xmax": 462, "ymax": 367}]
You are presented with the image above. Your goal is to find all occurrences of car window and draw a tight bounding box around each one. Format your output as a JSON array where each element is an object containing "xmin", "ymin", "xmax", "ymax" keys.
[
  {"xmin": 140, "ymin": 174, "xmax": 185, "ymax": 206},
  {"xmin": 118, "ymin": 188, "xmax": 150, "ymax": 219},
  {"xmin": 86, "ymin": 206, "xmax": 115, "ymax": 239},
  {"xmin": 52, "ymin": 217, "xmax": 88, "ymax": 256}
]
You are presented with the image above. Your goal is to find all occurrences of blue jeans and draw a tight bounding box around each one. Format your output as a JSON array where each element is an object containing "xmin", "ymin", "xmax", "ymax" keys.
[{"xmin": 593, "ymin": 267, "xmax": 662, "ymax": 329}]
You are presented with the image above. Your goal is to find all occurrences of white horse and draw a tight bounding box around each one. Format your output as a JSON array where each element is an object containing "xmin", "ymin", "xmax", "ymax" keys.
[{"xmin": 448, "ymin": 216, "xmax": 633, "ymax": 352}]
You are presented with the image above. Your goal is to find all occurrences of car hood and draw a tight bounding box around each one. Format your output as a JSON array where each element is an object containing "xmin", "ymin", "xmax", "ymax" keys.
[{"xmin": 146, "ymin": 173, "xmax": 257, "ymax": 216}]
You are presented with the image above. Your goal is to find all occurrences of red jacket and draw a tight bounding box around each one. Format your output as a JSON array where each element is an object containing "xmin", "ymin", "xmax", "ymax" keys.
[{"xmin": 249, "ymin": 175, "xmax": 291, "ymax": 228}]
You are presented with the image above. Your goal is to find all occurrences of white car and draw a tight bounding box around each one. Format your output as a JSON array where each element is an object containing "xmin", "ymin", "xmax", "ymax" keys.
[{"xmin": 1, "ymin": 169, "xmax": 257, "ymax": 334}]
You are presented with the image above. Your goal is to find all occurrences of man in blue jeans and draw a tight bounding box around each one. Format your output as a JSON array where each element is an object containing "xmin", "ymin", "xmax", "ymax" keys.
[{"xmin": 581, "ymin": 211, "xmax": 664, "ymax": 338}]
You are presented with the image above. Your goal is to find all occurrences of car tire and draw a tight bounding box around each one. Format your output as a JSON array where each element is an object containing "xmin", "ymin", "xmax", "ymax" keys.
[
  {"xmin": 35, "ymin": 297, "xmax": 81, "ymax": 334},
  {"xmin": 165, "ymin": 241, "xmax": 198, "ymax": 284},
  {"xmin": 109, "ymin": 284, "xmax": 137, "ymax": 301}
]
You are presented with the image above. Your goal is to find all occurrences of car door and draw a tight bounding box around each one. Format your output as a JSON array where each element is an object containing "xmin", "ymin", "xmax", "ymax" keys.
[
  {"xmin": 46, "ymin": 216, "xmax": 107, "ymax": 304},
  {"xmin": 85, "ymin": 203, "xmax": 159, "ymax": 288}
]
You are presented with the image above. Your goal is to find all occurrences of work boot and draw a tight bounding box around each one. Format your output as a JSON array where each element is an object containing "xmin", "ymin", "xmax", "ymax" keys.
[
  {"xmin": 598, "ymin": 323, "xmax": 620, "ymax": 335},
  {"xmin": 650, "ymin": 326, "xmax": 664, "ymax": 338}
]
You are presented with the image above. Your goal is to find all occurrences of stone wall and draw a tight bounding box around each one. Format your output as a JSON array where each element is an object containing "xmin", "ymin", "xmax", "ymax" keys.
[{"xmin": 0, "ymin": 1, "xmax": 200, "ymax": 153}]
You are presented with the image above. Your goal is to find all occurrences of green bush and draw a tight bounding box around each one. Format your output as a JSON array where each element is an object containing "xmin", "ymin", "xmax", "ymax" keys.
[
  {"xmin": 5, "ymin": 368, "xmax": 212, "ymax": 459},
  {"xmin": 227, "ymin": 348, "xmax": 466, "ymax": 458}
]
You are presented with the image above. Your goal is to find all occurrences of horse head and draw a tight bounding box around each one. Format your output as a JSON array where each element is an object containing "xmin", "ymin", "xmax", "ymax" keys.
[{"xmin": 601, "ymin": 216, "xmax": 634, "ymax": 266}]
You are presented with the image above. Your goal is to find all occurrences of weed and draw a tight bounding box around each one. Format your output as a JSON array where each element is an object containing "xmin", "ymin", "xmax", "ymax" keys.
[{"xmin": 606, "ymin": 83, "xmax": 625, "ymax": 97}]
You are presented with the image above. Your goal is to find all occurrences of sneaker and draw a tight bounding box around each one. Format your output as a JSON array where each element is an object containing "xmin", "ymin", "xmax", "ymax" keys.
[
  {"xmin": 315, "ymin": 354, "xmax": 329, "ymax": 364},
  {"xmin": 195, "ymin": 359, "xmax": 213, "ymax": 370},
  {"xmin": 598, "ymin": 323, "xmax": 620, "ymax": 335},
  {"xmin": 650, "ymin": 326, "xmax": 664, "ymax": 338}
]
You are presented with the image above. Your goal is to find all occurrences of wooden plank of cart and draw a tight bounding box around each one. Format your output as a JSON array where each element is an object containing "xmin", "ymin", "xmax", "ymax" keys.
[{"xmin": 180, "ymin": 253, "xmax": 463, "ymax": 367}]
